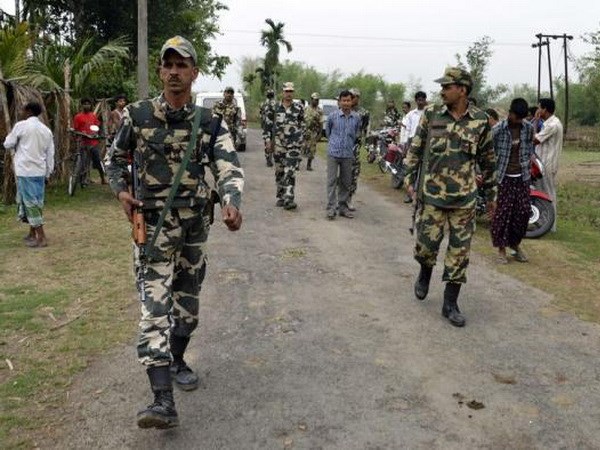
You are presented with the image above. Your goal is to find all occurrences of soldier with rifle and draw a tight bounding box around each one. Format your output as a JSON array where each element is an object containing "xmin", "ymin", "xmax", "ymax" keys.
[
  {"xmin": 106, "ymin": 35, "xmax": 244, "ymax": 429},
  {"xmin": 404, "ymin": 67, "xmax": 496, "ymax": 328}
]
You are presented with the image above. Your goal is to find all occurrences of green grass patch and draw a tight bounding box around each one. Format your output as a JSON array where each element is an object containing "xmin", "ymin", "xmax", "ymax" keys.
[
  {"xmin": 0, "ymin": 286, "xmax": 69, "ymax": 332},
  {"xmin": 0, "ymin": 180, "xmax": 135, "ymax": 448}
]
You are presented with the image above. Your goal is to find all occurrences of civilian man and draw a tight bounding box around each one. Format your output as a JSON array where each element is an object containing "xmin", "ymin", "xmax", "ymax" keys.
[
  {"xmin": 3, "ymin": 101, "xmax": 55, "ymax": 248},
  {"xmin": 325, "ymin": 90, "xmax": 362, "ymax": 220},
  {"xmin": 533, "ymin": 98, "xmax": 563, "ymax": 232}
]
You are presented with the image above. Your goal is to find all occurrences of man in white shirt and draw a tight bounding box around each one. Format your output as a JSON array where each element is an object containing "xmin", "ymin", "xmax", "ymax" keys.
[
  {"xmin": 398, "ymin": 101, "xmax": 411, "ymax": 147},
  {"xmin": 533, "ymin": 98, "xmax": 563, "ymax": 232},
  {"xmin": 402, "ymin": 91, "xmax": 428, "ymax": 203},
  {"xmin": 3, "ymin": 101, "xmax": 55, "ymax": 247}
]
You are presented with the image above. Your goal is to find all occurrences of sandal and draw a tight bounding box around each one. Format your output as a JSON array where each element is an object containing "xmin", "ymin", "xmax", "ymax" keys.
[{"xmin": 512, "ymin": 249, "xmax": 528, "ymax": 263}]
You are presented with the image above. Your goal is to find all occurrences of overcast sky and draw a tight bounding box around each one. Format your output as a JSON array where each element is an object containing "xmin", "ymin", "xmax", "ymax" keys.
[{"xmin": 2, "ymin": 0, "xmax": 599, "ymax": 97}]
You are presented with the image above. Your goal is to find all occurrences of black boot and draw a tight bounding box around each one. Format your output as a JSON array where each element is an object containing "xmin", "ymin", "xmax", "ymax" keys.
[
  {"xmin": 137, "ymin": 366, "xmax": 179, "ymax": 429},
  {"xmin": 170, "ymin": 335, "xmax": 199, "ymax": 391},
  {"xmin": 266, "ymin": 155, "xmax": 273, "ymax": 167},
  {"xmin": 414, "ymin": 264, "xmax": 433, "ymax": 300},
  {"xmin": 442, "ymin": 282, "xmax": 465, "ymax": 327},
  {"xmin": 307, "ymin": 158, "xmax": 313, "ymax": 171}
]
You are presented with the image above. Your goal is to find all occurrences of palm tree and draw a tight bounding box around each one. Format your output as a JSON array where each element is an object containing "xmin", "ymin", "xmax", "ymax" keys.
[
  {"xmin": 25, "ymin": 36, "xmax": 129, "ymax": 97},
  {"xmin": 259, "ymin": 18, "xmax": 292, "ymax": 91},
  {"xmin": 0, "ymin": 22, "xmax": 32, "ymax": 81}
]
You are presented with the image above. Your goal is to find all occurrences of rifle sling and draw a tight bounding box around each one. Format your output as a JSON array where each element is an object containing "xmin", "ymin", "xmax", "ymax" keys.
[{"xmin": 146, "ymin": 106, "xmax": 205, "ymax": 259}]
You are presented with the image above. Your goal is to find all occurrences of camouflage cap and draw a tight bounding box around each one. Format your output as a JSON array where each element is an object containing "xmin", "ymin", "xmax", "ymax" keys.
[
  {"xmin": 434, "ymin": 66, "xmax": 473, "ymax": 88},
  {"xmin": 349, "ymin": 88, "xmax": 361, "ymax": 97},
  {"xmin": 282, "ymin": 82, "xmax": 295, "ymax": 91},
  {"xmin": 310, "ymin": 92, "xmax": 319, "ymax": 100},
  {"xmin": 160, "ymin": 35, "xmax": 197, "ymax": 65}
]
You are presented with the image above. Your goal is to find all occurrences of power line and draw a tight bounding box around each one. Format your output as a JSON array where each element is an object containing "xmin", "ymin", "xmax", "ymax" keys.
[
  {"xmin": 222, "ymin": 28, "xmax": 530, "ymax": 47},
  {"xmin": 216, "ymin": 41, "xmax": 489, "ymax": 49}
]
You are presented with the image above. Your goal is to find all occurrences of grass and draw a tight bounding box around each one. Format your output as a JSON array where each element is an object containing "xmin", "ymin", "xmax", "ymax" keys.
[
  {"xmin": 0, "ymin": 179, "xmax": 136, "ymax": 449},
  {"xmin": 317, "ymin": 141, "xmax": 600, "ymax": 323}
]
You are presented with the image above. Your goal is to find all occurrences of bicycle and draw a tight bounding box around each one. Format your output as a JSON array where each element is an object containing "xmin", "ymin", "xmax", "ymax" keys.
[{"xmin": 67, "ymin": 125, "xmax": 105, "ymax": 196}]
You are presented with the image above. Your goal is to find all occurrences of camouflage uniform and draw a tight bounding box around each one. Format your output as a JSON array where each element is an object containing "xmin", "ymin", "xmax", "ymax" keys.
[
  {"xmin": 303, "ymin": 104, "xmax": 323, "ymax": 159},
  {"xmin": 260, "ymin": 97, "xmax": 277, "ymax": 164},
  {"xmin": 349, "ymin": 105, "xmax": 370, "ymax": 199},
  {"xmin": 106, "ymin": 94, "xmax": 244, "ymax": 367},
  {"xmin": 213, "ymin": 99, "xmax": 241, "ymax": 146},
  {"xmin": 262, "ymin": 99, "xmax": 305, "ymax": 206},
  {"xmin": 383, "ymin": 107, "xmax": 401, "ymax": 128},
  {"xmin": 404, "ymin": 103, "xmax": 496, "ymax": 283}
]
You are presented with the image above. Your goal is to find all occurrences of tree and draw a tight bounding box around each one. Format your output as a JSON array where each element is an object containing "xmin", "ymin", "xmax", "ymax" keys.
[
  {"xmin": 0, "ymin": 22, "xmax": 32, "ymax": 80},
  {"xmin": 239, "ymin": 57, "xmax": 406, "ymax": 125},
  {"xmin": 259, "ymin": 18, "xmax": 292, "ymax": 91},
  {"xmin": 573, "ymin": 28, "xmax": 600, "ymax": 125},
  {"xmin": 25, "ymin": 36, "xmax": 130, "ymax": 98},
  {"xmin": 455, "ymin": 36, "xmax": 507, "ymax": 106},
  {"xmin": 20, "ymin": 0, "xmax": 230, "ymax": 78}
]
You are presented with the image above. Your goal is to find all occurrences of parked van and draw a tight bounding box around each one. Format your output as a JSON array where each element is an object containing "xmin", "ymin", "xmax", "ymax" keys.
[
  {"xmin": 319, "ymin": 99, "xmax": 339, "ymax": 137},
  {"xmin": 194, "ymin": 91, "xmax": 247, "ymax": 152}
]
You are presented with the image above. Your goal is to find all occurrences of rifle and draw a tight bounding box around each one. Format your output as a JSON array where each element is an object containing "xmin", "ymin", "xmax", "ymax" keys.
[
  {"xmin": 408, "ymin": 127, "xmax": 432, "ymax": 236},
  {"xmin": 130, "ymin": 151, "xmax": 147, "ymax": 302},
  {"xmin": 409, "ymin": 162, "xmax": 422, "ymax": 236}
]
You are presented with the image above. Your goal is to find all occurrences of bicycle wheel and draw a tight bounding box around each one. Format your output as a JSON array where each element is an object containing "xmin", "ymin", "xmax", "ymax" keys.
[{"xmin": 68, "ymin": 154, "xmax": 82, "ymax": 196}]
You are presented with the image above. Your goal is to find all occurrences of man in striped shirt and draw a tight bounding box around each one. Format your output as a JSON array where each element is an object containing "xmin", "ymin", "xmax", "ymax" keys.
[{"xmin": 325, "ymin": 90, "xmax": 362, "ymax": 220}]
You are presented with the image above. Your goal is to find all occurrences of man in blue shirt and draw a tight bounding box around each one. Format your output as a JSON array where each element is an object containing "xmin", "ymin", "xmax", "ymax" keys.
[{"xmin": 325, "ymin": 90, "xmax": 362, "ymax": 219}]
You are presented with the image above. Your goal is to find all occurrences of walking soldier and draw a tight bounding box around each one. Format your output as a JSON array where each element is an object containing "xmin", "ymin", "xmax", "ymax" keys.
[
  {"xmin": 262, "ymin": 82, "xmax": 305, "ymax": 210},
  {"xmin": 106, "ymin": 35, "xmax": 244, "ymax": 428},
  {"xmin": 404, "ymin": 67, "xmax": 496, "ymax": 327},
  {"xmin": 304, "ymin": 92, "xmax": 323, "ymax": 171}
]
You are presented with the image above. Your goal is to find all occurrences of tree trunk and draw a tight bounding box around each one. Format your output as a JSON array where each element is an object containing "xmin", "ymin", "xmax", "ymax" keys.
[
  {"xmin": 0, "ymin": 69, "xmax": 15, "ymax": 205},
  {"xmin": 62, "ymin": 61, "xmax": 72, "ymax": 181}
]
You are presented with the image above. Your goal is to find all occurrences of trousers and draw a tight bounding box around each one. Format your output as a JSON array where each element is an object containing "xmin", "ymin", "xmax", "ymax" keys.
[
  {"xmin": 326, "ymin": 155, "xmax": 353, "ymax": 211},
  {"xmin": 135, "ymin": 207, "xmax": 208, "ymax": 367},
  {"xmin": 273, "ymin": 146, "xmax": 301, "ymax": 203},
  {"xmin": 414, "ymin": 203, "xmax": 475, "ymax": 283}
]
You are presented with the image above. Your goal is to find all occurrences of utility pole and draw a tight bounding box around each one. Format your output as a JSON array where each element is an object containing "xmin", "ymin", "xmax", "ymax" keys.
[
  {"xmin": 562, "ymin": 34, "xmax": 573, "ymax": 134},
  {"xmin": 15, "ymin": 0, "xmax": 20, "ymax": 22},
  {"xmin": 545, "ymin": 38, "xmax": 553, "ymax": 100},
  {"xmin": 532, "ymin": 33, "xmax": 573, "ymax": 133},
  {"xmin": 532, "ymin": 34, "xmax": 544, "ymax": 101},
  {"xmin": 137, "ymin": 0, "xmax": 148, "ymax": 100}
]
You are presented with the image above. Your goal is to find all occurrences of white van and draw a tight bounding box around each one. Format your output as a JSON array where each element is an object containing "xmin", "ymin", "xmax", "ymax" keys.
[
  {"xmin": 319, "ymin": 99, "xmax": 339, "ymax": 137},
  {"xmin": 194, "ymin": 92, "xmax": 247, "ymax": 152}
]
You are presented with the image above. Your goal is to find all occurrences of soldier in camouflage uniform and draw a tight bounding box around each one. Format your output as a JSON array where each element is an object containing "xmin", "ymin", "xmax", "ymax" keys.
[
  {"xmin": 404, "ymin": 67, "xmax": 496, "ymax": 328},
  {"xmin": 106, "ymin": 36, "xmax": 244, "ymax": 429},
  {"xmin": 382, "ymin": 99, "xmax": 401, "ymax": 128},
  {"xmin": 212, "ymin": 87, "xmax": 242, "ymax": 147},
  {"xmin": 303, "ymin": 92, "xmax": 323, "ymax": 171},
  {"xmin": 260, "ymin": 89, "xmax": 276, "ymax": 167},
  {"xmin": 263, "ymin": 82, "xmax": 305, "ymax": 210},
  {"xmin": 348, "ymin": 88, "xmax": 370, "ymax": 211}
]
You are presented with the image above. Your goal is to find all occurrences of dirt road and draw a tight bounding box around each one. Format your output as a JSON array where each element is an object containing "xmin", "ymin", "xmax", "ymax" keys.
[{"xmin": 56, "ymin": 130, "xmax": 600, "ymax": 449}]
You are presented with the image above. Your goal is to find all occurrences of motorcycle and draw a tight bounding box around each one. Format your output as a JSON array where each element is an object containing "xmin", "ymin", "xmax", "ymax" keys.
[
  {"xmin": 476, "ymin": 153, "xmax": 555, "ymax": 239},
  {"xmin": 366, "ymin": 127, "xmax": 407, "ymax": 189}
]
